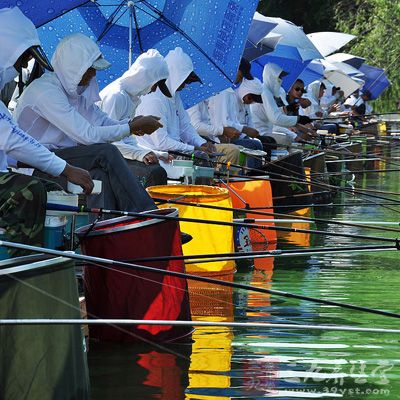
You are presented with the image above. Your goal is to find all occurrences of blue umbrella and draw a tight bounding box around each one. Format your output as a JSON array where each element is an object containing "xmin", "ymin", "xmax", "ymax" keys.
[
  {"xmin": 242, "ymin": 16, "xmax": 278, "ymax": 61},
  {"xmin": 249, "ymin": 16, "xmax": 322, "ymax": 91},
  {"xmin": 358, "ymin": 64, "xmax": 390, "ymax": 100},
  {"xmin": 0, "ymin": 1, "xmax": 88, "ymax": 26},
  {"xmin": 297, "ymin": 60, "xmax": 324, "ymax": 86},
  {"xmin": 251, "ymin": 45, "xmax": 313, "ymax": 91},
  {"xmin": 0, "ymin": 0, "xmax": 259, "ymax": 108}
]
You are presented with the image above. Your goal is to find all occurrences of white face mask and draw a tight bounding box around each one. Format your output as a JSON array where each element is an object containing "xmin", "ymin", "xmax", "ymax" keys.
[{"xmin": 0, "ymin": 66, "xmax": 18, "ymax": 91}]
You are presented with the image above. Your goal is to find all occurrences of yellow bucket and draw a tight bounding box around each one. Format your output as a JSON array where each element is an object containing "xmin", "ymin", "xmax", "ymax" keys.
[{"xmin": 147, "ymin": 185, "xmax": 235, "ymax": 273}]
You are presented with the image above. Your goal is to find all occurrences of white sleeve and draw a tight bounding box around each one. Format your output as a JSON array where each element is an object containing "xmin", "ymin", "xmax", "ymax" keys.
[
  {"xmin": 0, "ymin": 103, "xmax": 66, "ymax": 176},
  {"xmin": 34, "ymin": 89, "xmax": 130, "ymax": 145},
  {"xmin": 135, "ymin": 97, "xmax": 196, "ymax": 153},
  {"xmin": 261, "ymin": 89, "xmax": 298, "ymax": 127},
  {"xmin": 209, "ymin": 92, "xmax": 244, "ymax": 132},
  {"xmin": 99, "ymin": 91, "xmax": 130, "ymax": 121},
  {"xmin": 273, "ymin": 125, "xmax": 297, "ymax": 140},
  {"xmin": 187, "ymin": 104, "xmax": 223, "ymax": 139},
  {"xmin": 176, "ymin": 97, "xmax": 206, "ymax": 147},
  {"xmin": 113, "ymin": 135, "xmax": 151, "ymax": 162}
]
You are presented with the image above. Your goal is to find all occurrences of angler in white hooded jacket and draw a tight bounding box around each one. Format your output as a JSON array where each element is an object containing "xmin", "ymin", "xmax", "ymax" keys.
[
  {"xmin": 206, "ymin": 58, "xmax": 263, "ymax": 171},
  {"xmin": 98, "ymin": 49, "xmax": 172, "ymax": 186},
  {"xmin": 135, "ymin": 47, "xmax": 212, "ymax": 154},
  {"xmin": 0, "ymin": 7, "xmax": 93, "ymax": 255},
  {"xmin": 251, "ymin": 63, "xmax": 311, "ymax": 144},
  {"xmin": 15, "ymin": 33, "xmax": 160, "ymax": 214}
]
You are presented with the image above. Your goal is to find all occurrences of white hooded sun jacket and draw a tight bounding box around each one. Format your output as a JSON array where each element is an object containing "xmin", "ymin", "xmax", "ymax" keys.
[
  {"xmin": 0, "ymin": 7, "xmax": 66, "ymax": 175},
  {"xmin": 251, "ymin": 63, "xmax": 298, "ymax": 135},
  {"xmin": 135, "ymin": 47, "xmax": 206, "ymax": 153},
  {"xmin": 15, "ymin": 33, "xmax": 130, "ymax": 150},
  {"xmin": 99, "ymin": 49, "xmax": 169, "ymax": 161}
]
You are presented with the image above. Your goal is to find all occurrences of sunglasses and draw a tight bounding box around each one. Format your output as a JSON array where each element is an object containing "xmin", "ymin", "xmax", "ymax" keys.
[{"xmin": 294, "ymin": 87, "xmax": 306, "ymax": 93}]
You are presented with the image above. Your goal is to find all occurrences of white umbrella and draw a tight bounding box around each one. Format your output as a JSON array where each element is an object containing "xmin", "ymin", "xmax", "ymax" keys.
[
  {"xmin": 322, "ymin": 59, "xmax": 364, "ymax": 78},
  {"xmin": 244, "ymin": 32, "xmax": 282, "ymax": 61},
  {"xmin": 322, "ymin": 60, "xmax": 364, "ymax": 98},
  {"xmin": 307, "ymin": 32, "xmax": 356, "ymax": 57},
  {"xmin": 326, "ymin": 53, "xmax": 365, "ymax": 69},
  {"xmin": 254, "ymin": 13, "xmax": 323, "ymax": 61}
]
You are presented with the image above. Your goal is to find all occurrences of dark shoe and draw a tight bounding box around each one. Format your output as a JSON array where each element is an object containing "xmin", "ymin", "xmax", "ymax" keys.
[{"xmin": 180, "ymin": 232, "xmax": 193, "ymax": 245}]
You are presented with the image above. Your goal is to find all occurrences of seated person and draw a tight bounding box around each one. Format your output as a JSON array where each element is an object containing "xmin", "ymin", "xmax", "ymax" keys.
[
  {"xmin": 286, "ymin": 79, "xmax": 311, "ymax": 116},
  {"xmin": 0, "ymin": 7, "xmax": 92, "ymax": 255},
  {"xmin": 135, "ymin": 47, "xmax": 217, "ymax": 174},
  {"xmin": 14, "ymin": 33, "xmax": 161, "ymax": 216},
  {"xmin": 187, "ymin": 99, "xmax": 241, "ymax": 167},
  {"xmin": 99, "ymin": 49, "xmax": 173, "ymax": 187},
  {"xmin": 250, "ymin": 63, "xmax": 312, "ymax": 146},
  {"xmin": 207, "ymin": 58, "xmax": 263, "ymax": 171},
  {"xmin": 352, "ymin": 90, "xmax": 372, "ymax": 116}
]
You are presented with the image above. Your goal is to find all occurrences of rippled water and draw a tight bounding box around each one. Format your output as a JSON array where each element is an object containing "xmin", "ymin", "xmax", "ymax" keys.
[{"xmin": 89, "ymin": 154, "xmax": 400, "ymax": 399}]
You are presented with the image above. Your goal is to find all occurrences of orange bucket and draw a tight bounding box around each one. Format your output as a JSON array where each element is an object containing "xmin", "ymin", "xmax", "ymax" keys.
[{"xmin": 222, "ymin": 179, "xmax": 277, "ymax": 246}]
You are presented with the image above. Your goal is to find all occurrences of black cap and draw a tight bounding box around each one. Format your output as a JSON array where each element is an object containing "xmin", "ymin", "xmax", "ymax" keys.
[
  {"xmin": 184, "ymin": 71, "xmax": 203, "ymax": 85},
  {"xmin": 156, "ymin": 79, "xmax": 172, "ymax": 98},
  {"xmin": 29, "ymin": 46, "xmax": 53, "ymax": 72}
]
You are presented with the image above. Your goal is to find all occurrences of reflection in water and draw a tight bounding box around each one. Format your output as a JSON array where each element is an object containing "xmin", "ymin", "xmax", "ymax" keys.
[
  {"xmin": 88, "ymin": 159, "xmax": 400, "ymax": 399},
  {"xmin": 276, "ymin": 207, "xmax": 312, "ymax": 247},
  {"xmin": 186, "ymin": 273, "xmax": 234, "ymax": 400}
]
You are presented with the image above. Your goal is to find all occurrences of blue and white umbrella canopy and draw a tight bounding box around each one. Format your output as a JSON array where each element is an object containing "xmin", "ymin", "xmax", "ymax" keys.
[
  {"xmin": 307, "ymin": 32, "xmax": 356, "ymax": 57},
  {"xmin": 358, "ymin": 64, "xmax": 390, "ymax": 100},
  {"xmin": 0, "ymin": 0, "xmax": 259, "ymax": 108},
  {"xmin": 326, "ymin": 53, "xmax": 365, "ymax": 70},
  {"xmin": 249, "ymin": 15, "xmax": 323, "ymax": 91}
]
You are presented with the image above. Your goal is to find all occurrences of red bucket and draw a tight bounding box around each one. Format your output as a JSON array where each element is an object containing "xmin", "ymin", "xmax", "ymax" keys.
[{"xmin": 76, "ymin": 208, "xmax": 192, "ymax": 343}]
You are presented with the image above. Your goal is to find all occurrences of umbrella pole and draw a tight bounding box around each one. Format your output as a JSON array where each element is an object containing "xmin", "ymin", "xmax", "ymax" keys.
[{"xmin": 128, "ymin": 1, "xmax": 134, "ymax": 67}]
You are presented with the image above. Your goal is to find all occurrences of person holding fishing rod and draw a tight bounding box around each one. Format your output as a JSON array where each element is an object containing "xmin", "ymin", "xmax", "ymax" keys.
[
  {"xmin": 14, "ymin": 33, "xmax": 162, "ymax": 219},
  {"xmin": 135, "ymin": 47, "xmax": 227, "ymax": 180},
  {"xmin": 249, "ymin": 63, "xmax": 315, "ymax": 145},
  {"xmin": 0, "ymin": 7, "xmax": 93, "ymax": 256},
  {"xmin": 206, "ymin": 58, "xmax": 264, "ymax": 170}
]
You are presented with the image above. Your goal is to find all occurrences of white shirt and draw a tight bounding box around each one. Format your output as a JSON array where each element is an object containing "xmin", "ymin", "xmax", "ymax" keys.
[
  {"xmin": 14, "ymin": 33, "xmax": 130, "ymax": 150},
  {"xmin": 136, "ymin": 89, "xmax": 206, "ymax": 153},
  {"xmin": 0, "ymin": 101, "xmax": 65, "ymax": 174},
  {"xmin": 187, "ymin": 100, "xmax": 223, "ymax": 143},
  {"xmin": 0, "ymin": 7, "xmax": 65, "ymax": 175}
]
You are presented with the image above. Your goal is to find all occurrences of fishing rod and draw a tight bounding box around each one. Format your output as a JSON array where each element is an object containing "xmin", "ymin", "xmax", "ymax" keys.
[
  {"xmin": 177, "ymin": 149, "xmax": 399, "ymax": 203},
  {"xmin": 123, "ymin": 244, "xmax": 399, "ymax": 264},
  {"xmin": 320, "ymin": 146, "xmax": 400, "ymax": 168},
  {"xmin": 172, "ymin": 149, "xmax": 400, "ymax": 213},
  {"xmin": 184, "ymin": 247, "xmax": 398, "ymax": 265},
  {"xmin": 1, "ymin": 319, "xmax": 399, "ymax": 334},
  {"xmin": 45, "ymin": 203, "xmax": 271, "ymax": 231},
  {"xmin": 46, "ymin": 203, "xmax": 399, "ymax": 242},
  {"xmin": 217, "ymin": 170, "xmax": 400, "ymax": 211},
  {"xmin": 153, "ymin": 197, "xmax": 400, "ymax": 234},
  {"xmin": 1, "ymin": 240, "xmax": 400, "ymax": 319},
  {"xmin": 249, "ymin": 201, "xmax": 400, "ymax": 209},
  {"xmin": 312, "ymin": 168, "xmax": 400, "ymax": 176}
]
